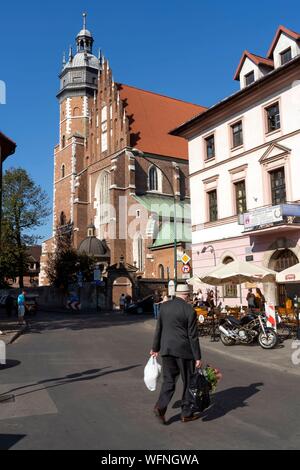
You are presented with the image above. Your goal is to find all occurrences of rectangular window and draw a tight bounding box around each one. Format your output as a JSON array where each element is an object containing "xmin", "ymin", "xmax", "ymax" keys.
[
  {"xmin": 266, "ymin": 102, "xmax": 281, "ymax": 133},
  {"xmin": 235, "ymin": 180, "xmax": 247, "ymax": 215},
  {"xmin": 231, "ymin": 121, "xmax": 243, "ymax": 148},
  {"xmin": 280, "ymin": 48, "xmax": 292, "ymax": 65},
  {"xmin": 208, "ymin": 190, "xmax": 218, "ymax": 222},
  {"xmin": 245, "ymin": 71, "xmax": 255, "ymax": 86},
  {"xmin": 224, "ymin": 283, "xmax": 238, "ymax": 298},
  {"xmin": 205, "ymin": 135, "xmax": 215, "ymax": 160},
  {"xmin": 270, "ymin": 168, "xmax": 286, "ymax": 205}
]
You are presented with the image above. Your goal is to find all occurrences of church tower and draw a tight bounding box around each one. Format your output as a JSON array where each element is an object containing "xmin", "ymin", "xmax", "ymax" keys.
[{"xmin": 53, "ymin": 13, "xmax": 100, "ymax": 241}]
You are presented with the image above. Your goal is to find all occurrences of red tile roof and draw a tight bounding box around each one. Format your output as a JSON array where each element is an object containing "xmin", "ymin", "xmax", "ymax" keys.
[
  {"xmin": 234, "ymin": 50, "xmax": 274, "ymax": 81},
  {"xmin": 117, "ymin": 84, "xmax": 206, "ymax": 160},
  {"xmin": 0, "ymin": 131, "xmax": 16, "ymax": 162},
  {"xmin": 267, "ymin": 25, "xmax": 300, "ymax": 59}
]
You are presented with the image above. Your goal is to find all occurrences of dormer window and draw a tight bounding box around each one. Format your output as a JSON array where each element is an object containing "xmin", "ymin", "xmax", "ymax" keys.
[
  {"xmin": 245, "ymin": 71, "xmax": 255, "ymax": 86},
  {"xmin": 280, "ymin": 47, "xmax": 292, "ymax": 65}
]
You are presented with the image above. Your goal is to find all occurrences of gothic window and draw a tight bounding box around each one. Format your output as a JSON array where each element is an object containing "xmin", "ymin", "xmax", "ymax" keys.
[
  {"xmin": 149, "ymin": 166, "xmax": 159, "ymax": 192},
  {"xmin": 62, "ymin": 135, "xmax": 66, "ymax": 148},
  {"xmin": 73, "ymin": 107, "xmax": 80, "ymax": 117},
  {"xmin": 61, "ymin": 165, "xmax": 65, "ymax": 179},
  {"xmin": 60, "ymin": 212, "xmax": 66, "ymax": 226},
  {"xmin": 137, "ymin": 236, "xmax": 144, "ymax": 271},
  {"xmin": 158, "ymin": 264, "xmax": 165, "ymax": 279}
]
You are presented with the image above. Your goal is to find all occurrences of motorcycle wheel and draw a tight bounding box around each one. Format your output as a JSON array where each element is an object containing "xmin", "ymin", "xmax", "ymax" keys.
[
  {"xmin": 220, "ymin": 333, "xmax": 236, "ymax": 346},
  {"xmin": 258, "ymin": 328, "xmax": 278, "ymax": 349}
]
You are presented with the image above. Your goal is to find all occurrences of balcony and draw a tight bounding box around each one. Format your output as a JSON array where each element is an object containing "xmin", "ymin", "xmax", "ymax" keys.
[{"xmin": 238, "ymin": 203, "xmax": 300, "ymax": 234}]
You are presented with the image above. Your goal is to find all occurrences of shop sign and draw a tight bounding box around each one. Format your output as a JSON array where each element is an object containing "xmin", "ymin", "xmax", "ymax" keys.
[{"xmin": 244, "ymin": 206, "xmax": 283, "ymax": 232}]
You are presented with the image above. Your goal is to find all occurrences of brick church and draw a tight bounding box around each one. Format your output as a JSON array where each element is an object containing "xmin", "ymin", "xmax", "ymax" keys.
[{"xmin": 39, "ymin": 14, "xmax": 205, "ymax": 299}]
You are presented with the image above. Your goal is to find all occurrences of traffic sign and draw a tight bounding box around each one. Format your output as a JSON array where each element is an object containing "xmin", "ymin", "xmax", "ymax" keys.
[
  {"xmin": 181, "ymin": 253, "xmax": 191, "ymax": 265},
  {"xmin": 182, "ymin": 265, "xmax": 191, "ymax": 274}
]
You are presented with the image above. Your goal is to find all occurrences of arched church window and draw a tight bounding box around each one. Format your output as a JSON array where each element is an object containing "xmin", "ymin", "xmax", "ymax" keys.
[
  {"xmin": 73, "ymin": 107, "xmax": 80, "ymax": 117},
  {"xmin": 62, "ymin": 135, "xmax": 66, "ymax": 148},
  {"xmin": 80, "ymin": 40, "xmax": 84, "ymax": 51},
  {"xmin": 158, "ymin": 264, "xmax": 165, "ymax": 279},
  {"xmin": 137, "ymin": 235, "xmax": 144, "ymax": 272},
  {"xmin": 61, "ymin": 165, "xmax": 65, "ymax": 179},
  {"xmin": 149, "ymin": 166, "xmax": 158, "ymax": 191},
  {"xmin": 60, "ymin": 212, "xmax": 66, "ymax": 226}
]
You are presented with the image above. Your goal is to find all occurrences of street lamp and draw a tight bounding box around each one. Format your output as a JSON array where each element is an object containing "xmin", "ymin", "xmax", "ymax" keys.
[
  {"xmin": 131, "ymin": 148, "xmax": 179, "ymax": 288},
  {"xmin": 202, "ymin": 244, "xmax": 219, "ymax": 342}
]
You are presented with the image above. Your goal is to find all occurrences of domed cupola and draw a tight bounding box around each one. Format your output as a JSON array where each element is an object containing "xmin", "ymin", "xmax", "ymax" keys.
[{"xmin": 57, "ymin": 13, "xmax": 101, "ymax": 102}]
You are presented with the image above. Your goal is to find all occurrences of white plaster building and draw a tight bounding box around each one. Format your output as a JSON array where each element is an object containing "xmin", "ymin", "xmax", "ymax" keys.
[{"xmin": 172, "ymin": 25, "xmax": 300, "ymax": 307}]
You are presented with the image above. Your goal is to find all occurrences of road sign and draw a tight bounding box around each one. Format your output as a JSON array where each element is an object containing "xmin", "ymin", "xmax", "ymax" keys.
[
  {"xmin": 181, "ymin": 253, "xmax": 191, "ymax": 265},
  {"xmin": 182, "ymin": 265, "xmax": 191, "ymax": 274}
]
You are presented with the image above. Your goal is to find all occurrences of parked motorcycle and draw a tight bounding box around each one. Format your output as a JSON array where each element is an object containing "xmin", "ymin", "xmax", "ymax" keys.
[{"xmin": 219, "ymin": 312, "xmax": 278, "ymax": 349}]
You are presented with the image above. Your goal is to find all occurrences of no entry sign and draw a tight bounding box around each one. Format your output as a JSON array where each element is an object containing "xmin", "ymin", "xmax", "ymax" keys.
[{"xmin": 182, "ymin": 265, "xmax": 191, "ymax": 274}]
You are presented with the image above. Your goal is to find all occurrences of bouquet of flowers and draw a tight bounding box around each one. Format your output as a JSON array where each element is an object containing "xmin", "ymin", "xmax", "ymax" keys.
[{"xmin": 203, "ymin": 366, "xmax": 223, "ymax": 392}]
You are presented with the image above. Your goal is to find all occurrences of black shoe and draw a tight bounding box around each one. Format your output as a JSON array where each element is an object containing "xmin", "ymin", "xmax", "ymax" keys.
[{"xmin": 153, "ymin": 406, "xmax": 166, "ymax": 425}]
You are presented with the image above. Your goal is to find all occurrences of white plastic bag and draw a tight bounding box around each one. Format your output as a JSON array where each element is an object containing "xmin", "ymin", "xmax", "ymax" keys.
[{"xmin": 144, "ymin": 357, "xmax": 162, "ymax": 392}]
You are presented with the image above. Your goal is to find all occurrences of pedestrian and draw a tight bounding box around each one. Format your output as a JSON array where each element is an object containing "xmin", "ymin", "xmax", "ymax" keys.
[
  {"xmin": 150, "ymin": 284, "xmax": 202, "ymax": 424},
  {"xmin": 153, "ymin": 291, "xmax": 163, "ymax": 320},
  {"xmin": 197, "ymin": 289, "xmax": 204, "ymax": 306},
  {"xmin": 119, "ymin": 293, "xmax": 126, "ymax": 313},
  {"xmin": 255, "ymin": 288, "xmax": 266, "ymax": 312},
  {"xmin": 17, "ymin": 290, "xmax": 26, "ymax": 326},
  {"xmin": 246, "ymin": 289, "xmax": 256, "ymax": 313}
]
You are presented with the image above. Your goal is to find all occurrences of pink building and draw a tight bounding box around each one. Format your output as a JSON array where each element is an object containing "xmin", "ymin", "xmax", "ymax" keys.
[{"xmin": 172, "ymin": 26, "xmax": 300, "ymax": 307}]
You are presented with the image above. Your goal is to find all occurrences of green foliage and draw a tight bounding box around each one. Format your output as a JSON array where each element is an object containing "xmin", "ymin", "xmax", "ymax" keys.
[
  {"xmin": 0, "ymin": 167, "xmax": 50, "ymax": 287},
  {"xmin": 45, "ymin": 227, "xmax": 95, "ymax": 289}
]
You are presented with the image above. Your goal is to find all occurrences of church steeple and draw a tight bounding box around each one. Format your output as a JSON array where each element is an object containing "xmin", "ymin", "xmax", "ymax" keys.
[{"xmin": 76, "ymin": 12, "xmax": 94, "ymax": 54}]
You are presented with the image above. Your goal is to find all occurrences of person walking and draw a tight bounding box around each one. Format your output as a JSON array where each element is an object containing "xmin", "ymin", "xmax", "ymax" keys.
[
  {"xmin": 119, "ymin": 294, "xmax": 126, "ymax": 313},
  {"xmin": 17, "ymin": 291, "xmax": 26, "ymax": 326},
  {"xmin": 150, "ymin": 285, "xmax": 202, "ymax": 424}
]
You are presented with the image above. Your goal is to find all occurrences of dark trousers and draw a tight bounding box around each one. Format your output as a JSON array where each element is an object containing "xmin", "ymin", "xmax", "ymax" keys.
[{"xmin": 156, "ymin": 356, "xmax": 195, "ymax": 415}]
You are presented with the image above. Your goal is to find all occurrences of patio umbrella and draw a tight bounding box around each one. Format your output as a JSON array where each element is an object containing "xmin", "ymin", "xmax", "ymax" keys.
[
  {"xmin": 187, "ymin": 275, "xmax": 203, "ymax": 290},
  {"xmin": 277, "ymin": 263, "xmax": 300, "ymax": 284},
  {"xmin": 200, "ymin": 260, "xmax": 277, "ymax": 306}
]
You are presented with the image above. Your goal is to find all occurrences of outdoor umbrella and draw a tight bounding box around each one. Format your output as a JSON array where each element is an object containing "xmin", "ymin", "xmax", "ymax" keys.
[
  {"xmin": 187, "ymin": 275, "xmax": 203, "ymax": 290},
  {"xmin": 200, "ymin": 260, "xmax": 277, "ymax": 306},
  {"xmin": 276, "ymin": 263, "xmax": 300, "ymax": 284}
]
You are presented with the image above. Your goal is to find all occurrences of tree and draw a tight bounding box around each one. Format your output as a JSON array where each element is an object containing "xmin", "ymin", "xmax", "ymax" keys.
[
  {"xmin": 1, "ymin": 168, "xmax": 51, "ymax": 287},
  {"xmin": 46, "ymin": 226, "xmax": 95, "ymax": 290}
]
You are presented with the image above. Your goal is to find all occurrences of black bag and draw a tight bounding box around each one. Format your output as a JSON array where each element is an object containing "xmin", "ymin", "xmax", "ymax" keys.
[{"xmin": 189, "ymin": 369, "xmax": 211, "ymax": 412}]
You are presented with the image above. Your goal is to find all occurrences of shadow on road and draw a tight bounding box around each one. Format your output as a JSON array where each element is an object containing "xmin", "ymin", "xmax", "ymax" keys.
[
  {"xmin": 24, "ymin": 311, "xmax": 152, "ymax": 335},
  {"xmin": 0, "ymin": 434, "xmax": 26, "ymax": 450},
  {"xmin": 0, "ymin": 364, "xmax": 142, "ymax": 399},
  {"xmin": 0, "ymin": 360, "xmax": 21, "ymax": 371},
  {"xmin": 202, "ymin": 382, "xmax": 264, "ymax": 421},
  {"xmin": 166, "ymin": 382, "xmax": 264, "ymax": 425}
]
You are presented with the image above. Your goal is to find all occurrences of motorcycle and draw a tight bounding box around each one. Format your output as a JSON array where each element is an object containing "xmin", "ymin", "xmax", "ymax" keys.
[{"xmin": 219, "ymin": 312, "xmax": 278, "ymax": 349}]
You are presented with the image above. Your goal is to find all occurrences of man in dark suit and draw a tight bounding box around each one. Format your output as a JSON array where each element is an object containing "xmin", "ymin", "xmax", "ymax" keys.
[{"xmin": 151, "ymin": 284, "xmax": 202, "ymax": 424}]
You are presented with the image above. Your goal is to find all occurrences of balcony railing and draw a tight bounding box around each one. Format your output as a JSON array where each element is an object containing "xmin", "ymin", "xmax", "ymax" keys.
[{"xmin": 238, "ymin": 203, "xmax": 300, "ymax": 233}]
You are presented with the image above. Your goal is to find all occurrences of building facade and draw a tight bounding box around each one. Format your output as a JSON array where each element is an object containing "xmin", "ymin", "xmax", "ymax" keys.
[
  {"xmin": 39, "ymin": 15, "xmax": 205, "ymax": 299},
  {"xmin": 173, "ymin": 25, "xmax": 300, "ymax": 306}
]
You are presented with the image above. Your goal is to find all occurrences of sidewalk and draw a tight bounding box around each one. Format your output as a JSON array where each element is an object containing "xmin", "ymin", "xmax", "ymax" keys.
[
  {"xmin": 143, "ymin": 319, "xmax": 300, "ymax": 377},
  {"xmin": 0, "ymin": 319, "xmax": 27, "ymax": 344}
]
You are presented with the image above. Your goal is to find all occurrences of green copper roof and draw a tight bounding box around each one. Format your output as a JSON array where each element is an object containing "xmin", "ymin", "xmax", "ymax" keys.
[{"xmin": 133, "ymin": 194, "xmax": 191, "ymax": 220}]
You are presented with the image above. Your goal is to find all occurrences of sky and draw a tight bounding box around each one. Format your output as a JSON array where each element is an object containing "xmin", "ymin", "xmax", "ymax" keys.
[{"xmin": 1, "ymin": 0, "xmax": 300, "ymax": 240}]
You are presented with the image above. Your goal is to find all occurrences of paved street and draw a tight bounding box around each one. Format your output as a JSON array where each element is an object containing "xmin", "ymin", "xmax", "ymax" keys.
[{"xmin": 1, "ymin": 312, "xmax": 300, "ymax": 450}]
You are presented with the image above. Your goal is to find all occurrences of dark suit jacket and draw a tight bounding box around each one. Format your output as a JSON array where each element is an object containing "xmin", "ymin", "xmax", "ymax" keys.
[{"xmin": 152, "ymin": 298, "xmax": 201, "ymax": 361}]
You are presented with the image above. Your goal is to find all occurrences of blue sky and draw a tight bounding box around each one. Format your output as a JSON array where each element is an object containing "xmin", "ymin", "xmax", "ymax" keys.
[{"xmin": 1, "ymin": 0, "xmax": 300, "ymax": 240}]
